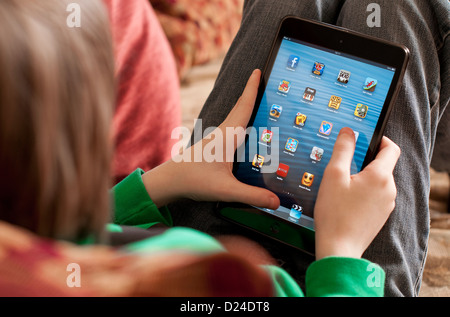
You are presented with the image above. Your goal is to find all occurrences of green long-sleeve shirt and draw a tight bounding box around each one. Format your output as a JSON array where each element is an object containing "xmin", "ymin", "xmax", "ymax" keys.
[{"xmin": 111, "ymin": 168, "xmax": 385, "ymax": 297}]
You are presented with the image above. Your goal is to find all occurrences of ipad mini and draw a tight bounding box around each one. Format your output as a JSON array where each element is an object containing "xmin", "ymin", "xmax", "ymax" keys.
[{"xmin": 218, "ymin": 17, "xmax": 409, "ymax": 255}]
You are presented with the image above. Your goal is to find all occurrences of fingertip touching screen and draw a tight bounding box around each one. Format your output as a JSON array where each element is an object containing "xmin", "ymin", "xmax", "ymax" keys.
[{"xmin": 234, "ymin": 36, "xmax": 396, "ymax": 231}]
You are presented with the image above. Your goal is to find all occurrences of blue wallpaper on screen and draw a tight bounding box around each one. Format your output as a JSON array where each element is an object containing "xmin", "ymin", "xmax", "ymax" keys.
[{"xmin": 234, "ymin": 38, "xmax": 395, "ymax": 227}]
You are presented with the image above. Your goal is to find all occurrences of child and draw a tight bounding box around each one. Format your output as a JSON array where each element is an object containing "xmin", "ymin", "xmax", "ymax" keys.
[{"xmin": 0, "ymin": 0, "xmax": 400, "ymax": 296}]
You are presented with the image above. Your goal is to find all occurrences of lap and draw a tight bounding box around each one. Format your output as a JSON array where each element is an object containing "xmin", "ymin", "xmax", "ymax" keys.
[{"xmin": 171, "ymin": 0, "xmax": 450, "ymax": 296}]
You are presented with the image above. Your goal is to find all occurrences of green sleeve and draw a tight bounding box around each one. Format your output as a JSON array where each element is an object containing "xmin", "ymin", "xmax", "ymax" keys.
[
  {"xmin": 111, "ymin": 170, "xmax": 385, "ymax": 298},
  {"xmin": 111, "ymin": 168, "xmax": 173, "ymax": 229},
  {"xmin": 263, "ymin": 265, "xmax": 305, "ymax": 297},
  {"xmin": 263, "ymin": 256, "xmax": 385, "ymax": 297},
  {"xmin": 305, "ymin": 257, "xmax": 385, "ymax": 297}
]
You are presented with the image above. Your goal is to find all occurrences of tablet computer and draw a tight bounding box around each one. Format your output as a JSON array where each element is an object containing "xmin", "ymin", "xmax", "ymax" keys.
[{"xmin": 217, "ymin": 16, "xmax": 409, "ymax": 255}]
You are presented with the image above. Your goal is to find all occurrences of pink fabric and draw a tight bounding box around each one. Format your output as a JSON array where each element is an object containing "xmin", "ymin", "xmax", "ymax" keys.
[{"xmin": 103, "ymin": 0, "xmax": 181, "ymax": 183}]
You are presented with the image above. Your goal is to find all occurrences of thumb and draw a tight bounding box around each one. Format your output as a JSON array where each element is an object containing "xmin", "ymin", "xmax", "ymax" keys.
[
  {"xmin": 222, "ymin": 69, "xmax": 261, "ymax": 128},
  {"xmin": 224, "ymin": 178, "xmax": 280, "ymax": 210},
  {"xmin": 326, "ymin": 127, "xmax": 356, "ymax": 178}
]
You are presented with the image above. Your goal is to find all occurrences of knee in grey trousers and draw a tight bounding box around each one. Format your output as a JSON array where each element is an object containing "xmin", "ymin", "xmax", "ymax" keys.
[{"xmin": 169, "ymin": 0, "xmax": 450, "ymax": 297}]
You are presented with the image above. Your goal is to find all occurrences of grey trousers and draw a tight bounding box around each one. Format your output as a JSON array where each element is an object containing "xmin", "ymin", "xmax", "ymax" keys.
[{"xmin": 169, "ymin": 0, "xmax": 450, "ymax": 296}]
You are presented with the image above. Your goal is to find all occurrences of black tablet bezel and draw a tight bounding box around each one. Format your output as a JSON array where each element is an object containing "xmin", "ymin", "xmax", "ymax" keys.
[{"xmin": 218, "ymin": 16, "xmax": 409, "ymax": 255}]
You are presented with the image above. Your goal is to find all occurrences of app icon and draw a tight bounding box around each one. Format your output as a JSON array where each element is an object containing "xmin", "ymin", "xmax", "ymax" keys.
[
  {"xmin": 312, "ymin": 62, "xmax": 325, "ymax": 76},
  {"xmin": 270, "ymin": 104, "xmax": 282, "ymax": 118},
  {"xmin": 363, "ymin": 78, "xmax": 377, "ymax": 92},
  {"xmin": 278, "ymin": 80, "xmax": 291, "ymax": 94},
  {"xmin": 302, "ymin": 172, "xmax": 315, "ymax": 187},
  {"xmin": 294, "ymin": 112, "xmax": 307, "ymax": 127},
  {"xmin": 290, "ymin": 204, "xmax": 303, "ymax": 220},
  {"xmin": 310, "ymin": 146, "xmax": 324, "ymax": 161},
  {"xmin": 328, "ymin": 95, "xmax": 342, "ymax": 109},
  {"xmin": 337, "ymin": 70, "xmax": 351, "ymax": 84},
  {"xmin": 354, "ymin": 104, "xmax": 369, "ymax": 118},
  {"xmin": 252, "ymin": 154, "xmax": 264, "ymax": 168},
  {"xmin": 303, "ymin": 87, "xmax": 316, "ymax": 101},
  {"xmin": 287, "ymin": 55, "xmax": 300, "ymax": 70},
  {"xmin": 319, "ymin": 121, "xmax": 333, "ymax": 136},
  {"xmin": 276, "ymin": 163, "xmax": 290, "ymax": 178},
  {"xmin": 285, "ymin": 138, "xmax": 299, "ymax": 153},
  {"xmin": 261, "ymin": 129, "xmax": 273, "ymax": 143}
]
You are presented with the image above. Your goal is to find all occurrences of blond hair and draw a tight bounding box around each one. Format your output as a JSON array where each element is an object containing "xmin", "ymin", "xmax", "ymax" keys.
[{"xmin": 0, "ymin": 0, "xmax": 115, "ymax": 242}]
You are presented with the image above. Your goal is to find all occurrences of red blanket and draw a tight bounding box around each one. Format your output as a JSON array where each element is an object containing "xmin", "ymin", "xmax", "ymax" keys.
[{"xmin": 0, "ymin": 221, "xmax": 273, "ymax": 296}]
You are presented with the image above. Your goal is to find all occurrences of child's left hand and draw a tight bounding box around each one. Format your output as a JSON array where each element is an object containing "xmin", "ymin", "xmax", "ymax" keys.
[{"xmin": 142, "ymin": 70, "xmax": 281, "ymax": 210}]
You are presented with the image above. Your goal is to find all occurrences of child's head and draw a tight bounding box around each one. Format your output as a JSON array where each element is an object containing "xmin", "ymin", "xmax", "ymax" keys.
[{"xmin": 0, "ymin": 0, "xmax": 115, "ymax": 242}]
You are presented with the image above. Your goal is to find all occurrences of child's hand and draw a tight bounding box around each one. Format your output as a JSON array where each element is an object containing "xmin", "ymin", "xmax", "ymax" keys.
[
  {"xmin": 314, "ymin": 128, "xmax": 401, "ymax": 260},
  {"xmin": 142, "ymin": 70, "xmax": 280, "ymax": 210}
]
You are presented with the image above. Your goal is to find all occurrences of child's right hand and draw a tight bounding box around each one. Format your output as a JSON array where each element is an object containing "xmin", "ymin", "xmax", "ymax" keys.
[{"xmin": 314, "ymin": 128, "xmax": 401, "ymax": 260}]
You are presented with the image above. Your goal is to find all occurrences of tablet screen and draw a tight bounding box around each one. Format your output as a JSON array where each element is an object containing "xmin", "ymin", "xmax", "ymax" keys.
[{"xmin": 233, "ymin": 36, "xmax": 396, "ymax": 231}]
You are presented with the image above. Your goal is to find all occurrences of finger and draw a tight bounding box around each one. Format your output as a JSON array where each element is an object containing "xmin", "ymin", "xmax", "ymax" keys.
[
  {"xmin": 326, "ymin": 127, "xmax": 356, "ymax": 177},
  {"xmin": 223, "ymin": 69, "xmax": 261, "ymax": 128},
  {"xmin": 223, "ymin": 178, "xmax": 280, "ymax": 210},
  {"xmin": 365, "ymin": 136, "xmax": 401, "ymax": 174}
]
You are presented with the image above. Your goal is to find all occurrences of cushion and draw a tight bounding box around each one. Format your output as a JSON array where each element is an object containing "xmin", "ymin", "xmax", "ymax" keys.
[
  {"xmin": 103, "ymin": 0, "xmax": 182, "ymax": 183},
  {"xmin": 150, "ymin": 0, "xmax": 244, "ymax": 79}
]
